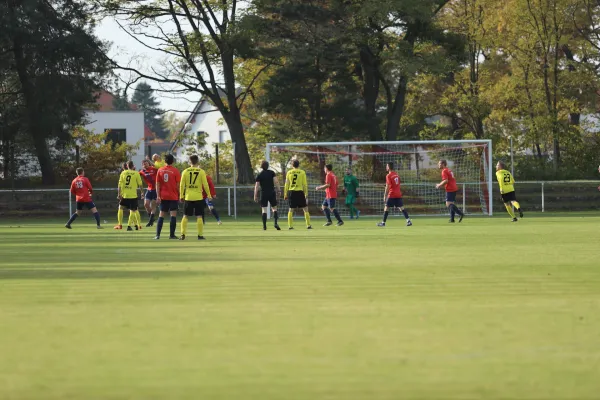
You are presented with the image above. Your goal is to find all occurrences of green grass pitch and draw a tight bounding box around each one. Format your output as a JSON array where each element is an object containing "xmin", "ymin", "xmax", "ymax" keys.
[{"xmin": 1, "ymin": 215, "xmax": 599, "ymax": 399}]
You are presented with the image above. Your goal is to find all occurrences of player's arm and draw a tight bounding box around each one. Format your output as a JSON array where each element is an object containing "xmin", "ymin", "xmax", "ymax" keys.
[
  {"xmin": 136, "ymin": 174, "xmax": 144, "ymax": 199},
  {"xmin": 302, "ymin": 172, "xmax": 309, "ymax": 198},
  {"xmin": 354, "ymin": 176, "xmax": 360, "ymax": 196},
  {"xmin": 117, "ymin": 172, "xmax": 124, "ymax": 199},
  {"xmin": 201, "ymin": 173, "xmax": 212, "ymax": 200},
  {"xmin": 436, "ymin": 174, "xmax": 448, "ymax": 189},
  {"xmin": 283, "ymin": 172, "xmax": 290, "ymax": 199},
  {"xmin": 155, "ymin": 172, "xmax": 162, "ymax": 204},
  {"xmin": 180, "ymin": 170, "xmax": 187, "ymax": 200},
  {"xmin": 254, "ymin": 182, "xmax": 260, "ymax": 202},
  {"xmin": 383, "ymin": 184, "xmax": 389, "ymax": 202},
  {"xmin": 208, "ymin": 177, "xmax": 216, "ymax": 199},
  {"xmin": 274, "ymin": 176, "xmax": 281, "ymax": 195}
]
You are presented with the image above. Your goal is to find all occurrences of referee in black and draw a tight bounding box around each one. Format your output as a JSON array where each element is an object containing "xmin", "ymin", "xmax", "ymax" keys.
[{"xmin": 254, "ymin": 160, "xmax": 281, "ymax": 230}]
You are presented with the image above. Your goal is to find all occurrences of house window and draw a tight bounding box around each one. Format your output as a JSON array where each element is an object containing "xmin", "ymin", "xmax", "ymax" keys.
[
  {"xmin": 219, "ymin": 130, "xmax": 228, "ymax": 143},
  {"xmin": 196, "ymin": 131, "xmax": 206, "ymax": 149},
  {"xmin": 105, "ymin": 129, "xmax": 127, "ymax": 147}
]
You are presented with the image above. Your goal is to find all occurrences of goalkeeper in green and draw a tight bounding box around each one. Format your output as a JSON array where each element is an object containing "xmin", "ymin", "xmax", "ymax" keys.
[{"xmin": 343, "ymin": 168, "xmax": 360, "ymax": 219}]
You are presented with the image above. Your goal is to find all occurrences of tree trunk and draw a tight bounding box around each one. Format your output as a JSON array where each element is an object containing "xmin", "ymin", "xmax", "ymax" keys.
[
  {"xmin": 385, "ymin": 76, "xmax": 409, "ymax": 141},
  {"xmin": 11, "ymin": 26, "xmax": 56, "ymax": 184},
  {"xmin": 358, "ymin": 47, "xmax": 382, "ymax": 141},
  {"xmin": 221, "ymin": 50, "xmax": 253, "ymax": 184},
  {"xmin": 562, "ymin": 45, "xmax": 580, "ymax": 126}
]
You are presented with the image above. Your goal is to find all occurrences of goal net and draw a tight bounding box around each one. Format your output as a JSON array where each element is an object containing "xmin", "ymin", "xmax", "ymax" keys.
[{"xmin": 265, "ymin": 140, "xmax": 493, "ymax": 218}]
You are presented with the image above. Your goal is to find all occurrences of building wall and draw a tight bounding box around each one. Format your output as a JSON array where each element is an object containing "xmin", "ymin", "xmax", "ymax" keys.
[
  {"xmin": 175, "ymin": 101, "xmax": 230, "ymax": 161},
  {"xmin": 85, "ymin": 111, "xmax": 145, "ymax": 168}
]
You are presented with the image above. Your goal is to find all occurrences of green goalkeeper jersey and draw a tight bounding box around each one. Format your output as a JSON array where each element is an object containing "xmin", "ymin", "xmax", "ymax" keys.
[{"xmin": 344, "ymin": 174, "xmax": 359, "ymax": 195}]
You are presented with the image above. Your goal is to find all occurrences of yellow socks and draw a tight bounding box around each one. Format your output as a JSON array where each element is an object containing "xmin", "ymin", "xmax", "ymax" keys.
[
  {"xmin": 288, "ymin": 211, "xmax": 293, "ymax": 228},
  {"xmin": 181, "ymin": 216, "xmax": 188, "ymax": 235},
  {"xmin": 513, "ymin": 201, "xmax": 521, "ymax": 210},
  {"xmin": 505, "ymin": 204, "xmax": 516, "ymax": 218},
  {"xmin": 127, "ymin": 212, "xmax": 133, "ymax": 227},
  {"xmin": 304, "ymin": 211, "xmax": 311, "ymax": 227},
  {"xmin": 197, "ymin": 218, "xmax": 203, "ymax": 236},
  {"xmin": 117, "ymin": 208, "xmax": 123, "ymax": 225}
]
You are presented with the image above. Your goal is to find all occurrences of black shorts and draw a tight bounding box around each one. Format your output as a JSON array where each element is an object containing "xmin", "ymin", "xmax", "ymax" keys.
[
  {"xmin": 76, "ymin": 201, "xmax": 96, "ymax": 211},
  {"xmin": 289, "ymin": 191, "xmax": 307, "ymax": 209},
  {"xmin": 386, "ymin": 197, "xmax": 404, "ymax": 208},
  {"xmin": 260, "ymin": 192, "xmax": 277, "ymax": 208},
  {"xmin": 501, "ymin": 191, "xmax": 517, "ymax": 203},
  {"xmin": 184, "ymin": 200, "xmax": 205, "ymax": 217},
  {"xmin": 160, "ymin": 200, "xmax": 179, "ymax": 212},
  {"xmin": 119, "ymin": 198, "xmax": 138, "ymax": 210}
]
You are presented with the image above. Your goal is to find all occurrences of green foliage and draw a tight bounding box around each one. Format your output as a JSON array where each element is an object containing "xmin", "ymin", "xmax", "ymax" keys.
[{"xmin": 131, "ymin": 82, "xmax": 169, "ymax": 139}]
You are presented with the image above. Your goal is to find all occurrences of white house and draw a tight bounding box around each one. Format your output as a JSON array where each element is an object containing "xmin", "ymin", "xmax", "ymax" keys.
[
  {"xmin": 171, "ymin": 96, "xmax": 231, "ymax": 161},
  {"xmin": 84, "ymin": 110, "xmax": 145, "ymax": 168}
]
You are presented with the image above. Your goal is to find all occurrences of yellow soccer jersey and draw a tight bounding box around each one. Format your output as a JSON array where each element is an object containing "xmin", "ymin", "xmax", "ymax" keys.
[
  {"xmin": 180, "ymin": 167, "xmax": 211, "ymax": 201},
  {"xmin": 119, "ymin": 170, "xmax": 143, "ymax": 198},
  {"xmin": 496, "ymin": 169, "xmax": 515, "ymax": 194},
  {"xmin": 284, "ymin": 168, "xmax": 308, "ymax": 197},
  {"xmin": 154, "ymin": 160, "xmax": 166, "ymax": 168}
]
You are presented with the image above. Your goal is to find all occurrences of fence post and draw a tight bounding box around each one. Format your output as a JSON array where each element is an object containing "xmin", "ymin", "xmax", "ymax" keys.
[
  {"xmin": 68, "ymin": 190, "xmax": 72, "ymax": 216},
  {"xmin": 232, "ymin": 142, "xmax": 237, "ymax": 219},
  {"xmin": 462, "ymin": 184, "xmax": 466, "ymax": 214},
  {"xmin": 541, "ymin": 182, "xmax": 545, "ymax": 212},
  {"xmin": 227, "ymin": 187, "xmax": 231, "ymax": 216}
]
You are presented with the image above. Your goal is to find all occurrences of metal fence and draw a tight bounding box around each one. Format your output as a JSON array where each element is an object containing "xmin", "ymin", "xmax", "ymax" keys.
[{"xmin": 0, "ymin": 181, "xmax": 598, "ymax": 218}]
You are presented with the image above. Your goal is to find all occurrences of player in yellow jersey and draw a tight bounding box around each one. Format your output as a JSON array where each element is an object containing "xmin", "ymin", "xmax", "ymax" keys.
[
  {"xmin": 115, "ymin": 160, "xmax": 144, "ymax": 230},
  {"xmin": 179, "ymin": 155, "xmax": 212, "ymax": 240},
  {"xmin": 283, "ymin": 159, "xmax": 312, "ymax": 230},
  {"xmin": 495, "ymin": 161, "xmax": 523, "ymax": 222},
  {"xmin": 152, "ymin": 153, "xmax": 166, "ymax": 169}
]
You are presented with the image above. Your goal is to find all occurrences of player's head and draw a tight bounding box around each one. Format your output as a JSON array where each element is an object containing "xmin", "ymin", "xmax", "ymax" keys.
[
  {"xmin": 152, "ymin": 154, "xmax": 161, "ymax": 162},
  {"xmin": 386, "ymin": 162, "xmax": 394, "ymax": 172},
  {"xmin": 497, "ymin": 161, "xmax": 506, "ymax": 171},
  {"xmin": 292, "ymin": 159, "xmax": 300, "ymax": 168},
  {"xmin": 346, "ymin": 168, "xmax": 352, "ymax": 175},
  {"xmin": 122, "ymin": 162, "xmax": 128, "ymax": 171},
  {"xmin": 165, "ymin": 154, "xmax": 175, "ymax": 165},
  {"xmin": 261, "ymin": 160, "xmax": 269, "ymax": 170},
  {"xmin": 142, "ymin": 159, "xmax": 151, "ymax": 169},
  {"xmin": 438, "ymin": 160, "xmax": 447, "ymax": 169},
  {"xmin": 324, "ymin": 164, "xmax": 333, "ymax": 173},
  {"xmin": 127, "ymin": 160, "xmax": 135, "ymax": 170},
  {"xmin": 76, "ymin": 167, "xmax": 84, "ymax": 176},
  {"xmin": 189, "ymin": 154, "xmax": 199, "ymax": 166}
]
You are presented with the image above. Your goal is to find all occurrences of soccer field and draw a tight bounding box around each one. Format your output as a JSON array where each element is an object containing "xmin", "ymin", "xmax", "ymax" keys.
[{"xmin": 1, "ymin": 215, "xmax": 599, "ymax": 399}]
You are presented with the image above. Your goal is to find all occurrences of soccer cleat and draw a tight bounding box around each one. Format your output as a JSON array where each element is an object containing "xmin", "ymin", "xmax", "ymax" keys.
[
  {"xmin": 153, "ymin": 236, "xmax": 160, "ymax": 240},
  {"xmin": 169, "ymin": 235, "xmax": 178, "ymax": 240},
  {"xmin": 146, "ymin": 222, "xmax": 154, "ymax": 227},
  {"xmin": 406, "ymin": 220, "xmax": 413, "ymax": 227},
  {"xmin": 512, "ymin": 218, "xmax": 518, "ymax": 222},
  {"xmin": 113, "ymin": 225, "xmax": 123, "ymax": 230},
  {"xmin": 134, "ymin": 226, "xmax": 138, "ymax": 231},
  {"xmin": 336, "ymin": 221, "xmax": 344, "ymax": 227},
  {"xmin": 458, "ymin": 214, "xmax": 464, "ymax": 223},
  {"xmin": 217, "ymin": 221, "xmax": 223, "ymax": 225},
  {"xmin": 127, "ymin": 226, "xmax": 133, "ymax": 231},
  {"xmin": 350, "ymin": 216, "xmax": 354, "ymax": 220},
  {"xmin": 65, "ymin": 224, "xmax": 72, "ymax": 229},
  {"xmin": 377, "ymin": 222, "xmax": 386, "ymax": 227},
  {"xmin": 263, "ymin": 226, "xmax": 267, "ymax": 231},
  {"xmin": 179, "ymin": 234, "xmax": 186, "ymax": 240},
  {"xmin": 97, "ymin": 226, "xmax": 104, "ymax": 230},
  {"xmin": 449, "ymin": 219, "xmax": 455, "ymax": 223},
  {"xmin": 519, "ymin": 210, "xmax": 524, "ymax": 218},
  {"xmin": 198, "ymin": 236, "xmax": 205, "ymax": 240},
  {"xmin": 288, "ymin": 227, "xmax": 294, "ymax": 230},
  {"xmin": 274, "ymin": 224, "xmax": 281, "ymax": 231},
  {"xmin": 323, "ymin": 221, "xmax": 333, "ymax": 227},
  {"xmin": 307, "ymin": 225, "xmax": 313, "ymax": 230}
]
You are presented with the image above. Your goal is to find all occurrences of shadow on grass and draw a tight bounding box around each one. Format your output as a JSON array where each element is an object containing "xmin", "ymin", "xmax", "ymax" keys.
[{"xmin": 0, "ymin": 269, "xmax": 216, "ymax": 280}]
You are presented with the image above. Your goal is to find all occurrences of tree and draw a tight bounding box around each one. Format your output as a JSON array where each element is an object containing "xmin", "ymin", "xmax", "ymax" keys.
[
  {"xmin": 131, "ymin": 82, "xmax": 169, "ymax": 139},
  {"xmin": 112, "ymin": 89, "xmax": 131, "ymax": 111},
  {"xmin": 99, "ymin": 0, "xmax": 267, "ymax": 183},
  {"xmin": 2, "ymin": 0, "xmax": 110, "ymax": 184},
  {"xmin": 162, "ymin": 112, "xmax": 185, "ymax": 141}
]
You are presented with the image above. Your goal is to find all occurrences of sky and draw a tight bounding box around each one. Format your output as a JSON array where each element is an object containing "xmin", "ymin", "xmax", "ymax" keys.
[{"xmin": 95, "ymin": 17, "xmax": 199, "ymax": 117}]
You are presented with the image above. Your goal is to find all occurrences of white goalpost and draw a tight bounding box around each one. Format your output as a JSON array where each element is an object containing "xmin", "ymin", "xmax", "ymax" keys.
[{"xmin": 265, "ymin": 140, "xmax": 493, "ymax": 218}]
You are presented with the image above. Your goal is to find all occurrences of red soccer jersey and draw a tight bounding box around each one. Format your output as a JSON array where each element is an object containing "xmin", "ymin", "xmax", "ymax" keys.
[
  {"xmin": 386, "ymin": 171, "xmax": 402, "ymax": 198},
  {"xmin": 325, "ymin": 172, "xmax": 338, "ymax": 199},
  {"xmin": 156, "ymin": 165, "xmax": 181, "ymax": 200},
  {"xmin": 202, "ymin": 175, "xmax": 217, "ymax": 199},
  {"xmin": 70, "ymin": 176, "xmax": 93, "ymax": 202},
  {"xmin": 139, "ymin": 166, "xmax": 158, "ymax": 190},
  {"xmin": 442, "ymin": 168, "xmax": 458, "ymax": 192}
]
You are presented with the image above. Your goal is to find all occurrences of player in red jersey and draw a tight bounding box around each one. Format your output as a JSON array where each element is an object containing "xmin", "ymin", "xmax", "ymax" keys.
[
  {"xmin": 316, "ymin": 164, "xmax": 343, "ymax": 226},
  {"xmin": 436, "ymin": 159, "xmax": 464, "ymax": 223},
  {"xmin": 155, "ymin": 154, "xmax": 181, "ymax": 239},
  {"xmin": 65, "ymin": 168, "xmax": 103, "ymax": 229},
  {"xmin": 377, "ymin": 162, "xmax": 412, "ymax": 227},
  {"xmin": 139, "ymin": 160, "xmax": 158, "ymax": 227},
  {"xmin": 202, "ymin": 174, "xmax": 223, "ymax": 225}
]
